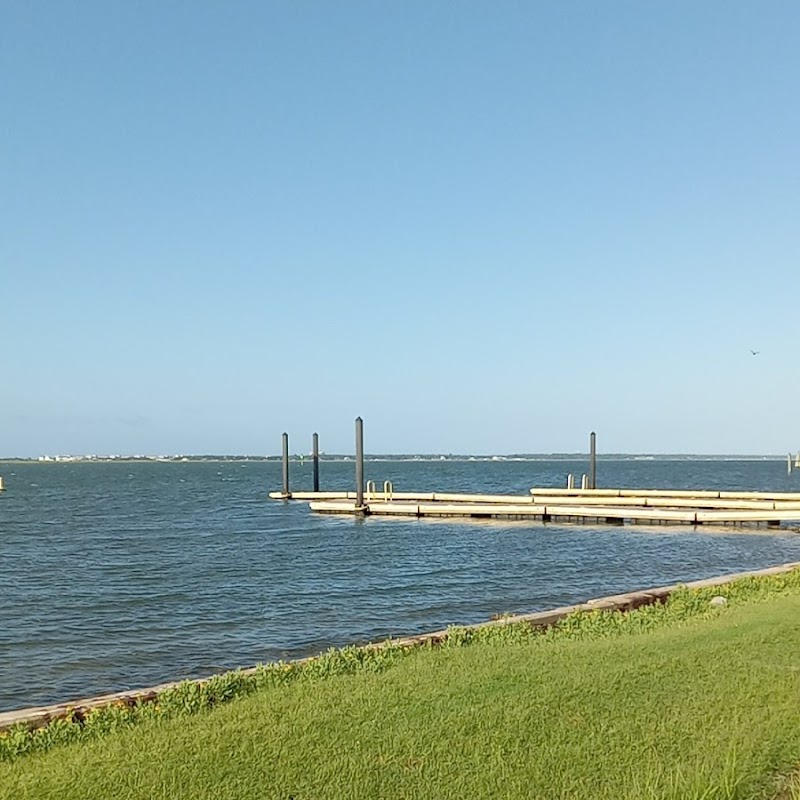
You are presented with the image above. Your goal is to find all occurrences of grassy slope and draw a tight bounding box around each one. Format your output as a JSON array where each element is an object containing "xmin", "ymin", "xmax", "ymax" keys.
[{"xmin": 4, "ymin": 595, "xmax": 800, "ymax": 800}]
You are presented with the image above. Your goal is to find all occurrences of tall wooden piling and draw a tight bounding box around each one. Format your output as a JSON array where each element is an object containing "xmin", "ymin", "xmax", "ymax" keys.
[
  {"xmin": 281, "ymin": 433, "xmax": 290, "ymax": 497},
  {"xmin": 355, "ymin": 417, "xmax": 365, "ymax": 510},
  {"xmin": 312, "ymin": 433, "xmax": 320, "ymax": 492},
  {"xmin": 589, "ymin": 431, "xmax": 597, "ymax": 490}
]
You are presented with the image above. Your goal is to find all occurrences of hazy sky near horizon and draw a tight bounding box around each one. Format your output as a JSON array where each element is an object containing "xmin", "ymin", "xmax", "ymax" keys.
[{"xmin": 2, "ymin": 2, "xmax": 799, "ymax": 457}]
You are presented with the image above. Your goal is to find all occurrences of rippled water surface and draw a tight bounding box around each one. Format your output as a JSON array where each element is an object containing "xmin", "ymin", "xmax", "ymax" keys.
[{"xmin": 2, "ymin": 458, "xmax": 800, "ymax": 712}]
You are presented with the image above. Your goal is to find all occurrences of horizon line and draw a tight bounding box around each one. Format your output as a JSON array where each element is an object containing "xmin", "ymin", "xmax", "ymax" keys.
[{"xmin": 1, "ymin": 452, "xmax": 796, "ymax": 461}]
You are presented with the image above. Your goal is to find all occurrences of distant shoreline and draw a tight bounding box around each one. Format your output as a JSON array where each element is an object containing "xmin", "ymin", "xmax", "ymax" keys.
[{"xmin": 0, "ymin": 454, "xmax": 791, "ymax": 464}]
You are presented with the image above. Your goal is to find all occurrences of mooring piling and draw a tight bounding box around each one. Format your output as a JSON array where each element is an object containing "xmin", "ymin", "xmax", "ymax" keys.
[
  {"xmin": 589, "ymin": 431, "xmax": 597, "ymax": 490},
  {"xmin": 355, "ymin": 416, "xmax": 365, "ymax": 511},
  {"xmin": 0, "ymin": 476, "xmax": 4, "ymax": 492},
  {"xmin": 312, "ymin": 433, "xmax": 320, "ymax": 492},
  {"xmin": 281, "ymin": 432, "xmax": 290, "ymax": 498}
]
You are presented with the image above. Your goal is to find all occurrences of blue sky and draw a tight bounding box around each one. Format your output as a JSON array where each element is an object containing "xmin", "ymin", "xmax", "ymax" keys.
[{"xmin": 2, "ymin": 2, "xmax": 798, "ymax": 456}]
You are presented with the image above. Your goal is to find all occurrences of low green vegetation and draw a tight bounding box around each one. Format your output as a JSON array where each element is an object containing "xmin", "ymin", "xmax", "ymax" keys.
[{"xmin": 3, "ymin": 570, "xmax": 800, "ymax": 798}]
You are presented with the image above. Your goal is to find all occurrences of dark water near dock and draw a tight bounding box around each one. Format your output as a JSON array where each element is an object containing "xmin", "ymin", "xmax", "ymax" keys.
[{"xmin": 2, "ymin": 458, "xmax": 800, "ymax": 713}]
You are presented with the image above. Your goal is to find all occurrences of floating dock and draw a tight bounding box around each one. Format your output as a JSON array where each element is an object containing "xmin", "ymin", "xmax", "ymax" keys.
[{"xmin": 270, "ymin": 488, "xmax": 800, "ymax": 527}]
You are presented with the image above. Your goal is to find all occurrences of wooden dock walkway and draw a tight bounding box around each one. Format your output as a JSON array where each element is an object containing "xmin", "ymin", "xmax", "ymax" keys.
[{"xmin": 270, "ymin": 488, "xmax": 800, "ymax": 527}]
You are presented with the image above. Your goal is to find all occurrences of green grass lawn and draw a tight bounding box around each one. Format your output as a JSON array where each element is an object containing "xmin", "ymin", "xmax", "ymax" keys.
[{"xmin": 4, "ymin": 588, "xmax": 800, "ymax": 799}]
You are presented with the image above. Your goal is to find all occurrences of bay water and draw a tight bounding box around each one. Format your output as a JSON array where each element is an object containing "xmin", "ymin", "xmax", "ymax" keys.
[{"xmin": 2, "ymin": 457, "xmax": 800, "ymax": 713}]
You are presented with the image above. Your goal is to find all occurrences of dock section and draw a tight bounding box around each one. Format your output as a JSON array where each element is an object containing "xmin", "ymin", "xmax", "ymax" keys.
[{"xmin": 277, "ymin": 487, "xmax": 800, "ymax": 527}]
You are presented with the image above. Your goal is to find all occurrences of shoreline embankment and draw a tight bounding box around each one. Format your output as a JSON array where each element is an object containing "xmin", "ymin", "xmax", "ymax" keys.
[{"xmin": 3, "ymin": 560, "xmax": 798, "ymax": 734}]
